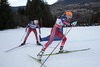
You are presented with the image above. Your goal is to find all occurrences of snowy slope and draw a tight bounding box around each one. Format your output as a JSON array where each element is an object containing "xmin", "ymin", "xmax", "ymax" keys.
[{"xmin": 0, "ymin": 26, "xmax": 100, "ymax": 67}]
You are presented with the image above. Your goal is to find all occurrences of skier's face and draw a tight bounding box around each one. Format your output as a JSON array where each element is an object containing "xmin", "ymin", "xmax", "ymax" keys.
[
  {"xmin": 34, "ymin": 21, "xmax": 38, "ymax": 25},
  {"xmin": 66, "ymin": 15, "xmax": 72, "ymax": 20}
]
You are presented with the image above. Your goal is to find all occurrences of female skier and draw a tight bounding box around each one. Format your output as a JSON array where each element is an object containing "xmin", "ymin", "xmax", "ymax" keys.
[
  {"xmin": 21, "ymin": 20, "xmax": 41, "ymax": 46},
  {"xmin": 37, "ymin": 11, "xmax": 74, "ymax": 60}
]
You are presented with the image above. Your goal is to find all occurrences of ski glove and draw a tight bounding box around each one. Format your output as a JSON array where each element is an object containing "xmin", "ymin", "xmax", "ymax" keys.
[{"xmin": 71, "ymin": 21, "xmax": 77, "ymax": 26}]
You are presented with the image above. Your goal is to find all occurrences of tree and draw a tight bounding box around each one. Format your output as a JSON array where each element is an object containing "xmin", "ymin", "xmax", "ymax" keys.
[
  {"xmin": 26, "ymin": 0, "xmax": 54, "ymax": 27},
  {"xmin": 90, "ymin": 11, "xmax": 100, "ymax": 25},
  {"xmin": 18, "ymin": 7, "xmax": 26, "ymax": 15},
  {"xmin": 0, "ymin": 0, "xmax": 15, "ymax": 30}
]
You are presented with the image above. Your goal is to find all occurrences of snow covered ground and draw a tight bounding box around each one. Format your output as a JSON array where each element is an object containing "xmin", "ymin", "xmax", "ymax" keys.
[{"xmin": 0, "ymin": 26, "xmax": 100, "ymax": 67}]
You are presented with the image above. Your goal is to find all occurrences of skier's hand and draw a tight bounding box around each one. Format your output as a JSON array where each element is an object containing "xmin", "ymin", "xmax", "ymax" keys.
[
  {"xmin": 71, "ymin": 21, "xmax": 77, "ymax": 26},
  {"xmin": 63, "ymin": 24, "xmax": 66, "ymax": 27}
]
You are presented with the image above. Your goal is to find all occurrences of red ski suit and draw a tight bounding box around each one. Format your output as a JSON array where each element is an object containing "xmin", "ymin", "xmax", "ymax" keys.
[
  {"xmin": 23, "ymin": 23, "xmax": 40, "ymax": 43},
  {"xmin": 42, "ymin": 15, "xmax": 70, "ymax": 51}
]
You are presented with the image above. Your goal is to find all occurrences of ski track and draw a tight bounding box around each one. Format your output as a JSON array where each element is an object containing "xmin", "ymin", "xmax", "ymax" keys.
[{"xmin": 0, "ymin": 26, "xmax": 100, "ymax": 67}]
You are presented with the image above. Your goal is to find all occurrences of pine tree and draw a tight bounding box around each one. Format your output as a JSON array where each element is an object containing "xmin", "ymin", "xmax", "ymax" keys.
[
  {"xmin": 26, "ymin": 0, "xmax": 54, "ymax": 27},
  {"xmin": 0, "ymin": 0, "xmax": 15, "ymax": 30},
  {"xmin": 90, "ymin": 11, "xmax": 100, "ymax": 25}
]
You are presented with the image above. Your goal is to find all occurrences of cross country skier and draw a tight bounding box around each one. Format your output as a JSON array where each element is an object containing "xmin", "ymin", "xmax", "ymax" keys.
[
  {"xmin": 37, "ymin": 11, "xmax": 74, "ymax": 60},
  {"xmin": 21, "ymin": 20, "xmax": 42, "ymax": 46}
]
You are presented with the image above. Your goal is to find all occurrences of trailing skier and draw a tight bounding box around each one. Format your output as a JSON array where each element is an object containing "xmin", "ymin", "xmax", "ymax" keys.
[
  {"xmin": 21, "ymin": 20, "xmax": 42, "ymax": 46},
  {"xmin": 37, "ymin": 11, "xmax": 75, "ymax": 60}
]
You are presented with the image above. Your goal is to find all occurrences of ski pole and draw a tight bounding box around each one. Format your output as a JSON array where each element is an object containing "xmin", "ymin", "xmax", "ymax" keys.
[
  {"xmin": 39, "ymin": 31, "xmax": 41, "ymax": 42},
  {"xmin": 38, "ymin": 30, "xmax": 42, "ymax": 42},
  {"xmin": 40, "ymin": 26, "xmax": 72, "ymax": 67},
  {"xmin": 21, "ymin": 31, "xmax": 26, "ymax": 41}
]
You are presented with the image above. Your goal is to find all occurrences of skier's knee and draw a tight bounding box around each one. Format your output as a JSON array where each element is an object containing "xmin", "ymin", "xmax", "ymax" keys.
[{"xmin": 63, "ymin": 37, "xmax": 67, "ymax": 41}]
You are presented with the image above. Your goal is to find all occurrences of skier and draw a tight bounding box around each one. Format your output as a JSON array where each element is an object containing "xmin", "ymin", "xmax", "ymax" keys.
[
  {"xmin": 37, "ymin": 11, "xmax": 74, "ymax": 60},
  {"xmin": 21, "ymin": 20, "xmax": 42, "ymax": 46}
]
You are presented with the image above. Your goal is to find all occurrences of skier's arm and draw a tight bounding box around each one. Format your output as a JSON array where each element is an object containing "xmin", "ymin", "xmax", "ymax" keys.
[
  {"xmin": 61, "ymin": 16, "xmax": 70, "ymax": 26},
  {"xmin": 63, "ymin": 22, "xmax": 70, "ymax": 26}
]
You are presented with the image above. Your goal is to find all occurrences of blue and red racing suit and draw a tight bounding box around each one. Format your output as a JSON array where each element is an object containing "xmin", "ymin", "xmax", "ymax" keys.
[{"xmin": 42, "ymin": 15, "xmax": 70, "ymax": 51}]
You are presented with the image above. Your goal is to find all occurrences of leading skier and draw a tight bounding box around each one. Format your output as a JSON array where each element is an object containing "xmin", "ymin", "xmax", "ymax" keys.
[{"xmin": 37, "ymin": 11, "xmax": 74, "ymax": 60}]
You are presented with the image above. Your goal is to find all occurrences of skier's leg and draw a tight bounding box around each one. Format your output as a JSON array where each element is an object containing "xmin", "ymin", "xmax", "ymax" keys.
[
  {"xmin": 37, "ymin": 26, "xmax": 56, "ymax": 59},
  {"xmin": 42, "ymin": 34, "xmax": 54, "ymax": 50},
  {"xmin": 37, "ymin": 32, "xmax": 55, "ymax": 60},
  {"xmin": 42, "ymin": 26, "xmax": 57, "ymax": 51},
  {"xmin": 21, "ymin": 28, "xmax": 31, "ymax": 45},
  {"xmin": 33, "ymin": 29, "xmax": 41, "ymax": 45},
  {"xmin": 56, "ymin": 30, "xmax": 67, "ymax": 52}
]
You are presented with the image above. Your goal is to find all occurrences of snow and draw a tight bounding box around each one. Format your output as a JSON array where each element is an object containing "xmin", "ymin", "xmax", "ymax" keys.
[{"xmin": 0, "ymin": 26, "xmax": 100, "ymax": 67}]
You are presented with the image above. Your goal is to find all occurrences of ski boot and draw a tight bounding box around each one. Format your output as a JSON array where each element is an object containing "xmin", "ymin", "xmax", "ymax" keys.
[
  {"xmin": 37, "ymin": 41, "xmax": 42, "ymax": 46},
  {"xmin": 37, "ymin": 49, "xmax": 45, "ymax": 61},
  {"xmin": 20, "ymin": 42, "xmax": 25, "ymax": 46},
  {"xmin": 59, "ymin": 46, "xmax": 67, "ymax": 53}
]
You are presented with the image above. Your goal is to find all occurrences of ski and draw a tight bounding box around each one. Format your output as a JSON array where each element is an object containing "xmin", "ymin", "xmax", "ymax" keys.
[
  {"xmin": 43, "ymin": 48, "xmax": 91, "ymax": 56},
  {"xmin": 5, "ymin": 43, "xmax": 29, "ymax": 52},
  {"xmin": 28, "ymin": 55, "xmax": 46, "ymax": 67}
]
